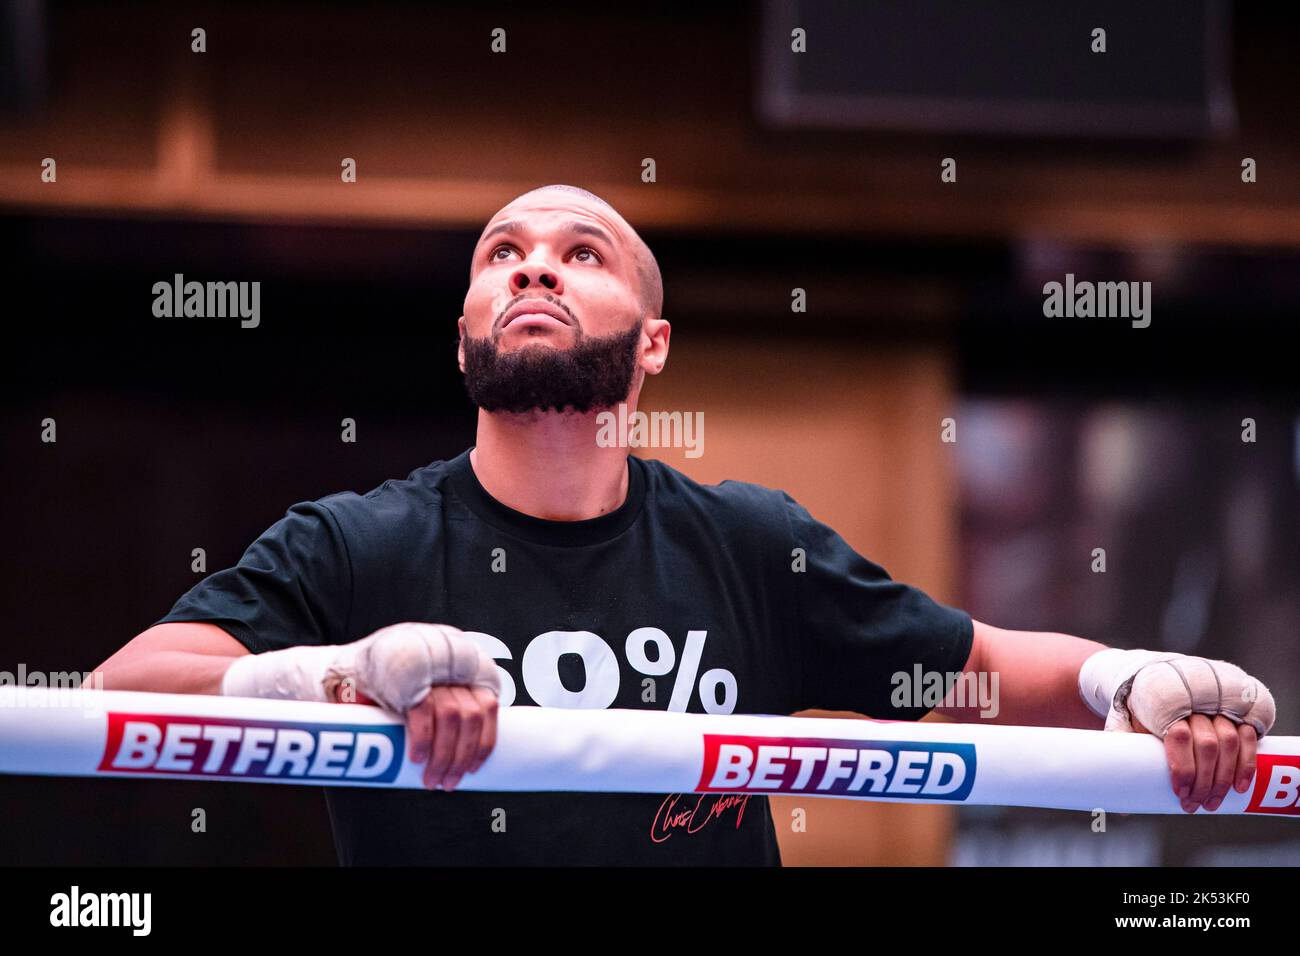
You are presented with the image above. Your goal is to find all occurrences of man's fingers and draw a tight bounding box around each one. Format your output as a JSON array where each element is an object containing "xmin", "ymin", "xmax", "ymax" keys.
[
  {"xmin": 1163, "ymin": 718, "xmax": 1195, "ymax": 807},
  {"xmin": 424, "ymin": 686, "xmax": 461, "ymax": 790},
  {"xmin": 411, "ymin": 696, "xmax": 442, "ymax": 790},
  {"xmin": 1185, "ymin": 713, "xmax": 1220, "ymax": 811},
  {"xmin": 1204, "ymin": 716, "xmax": 1240, "ymax": 811},
  {"xmin": 470, "ymin": 687, "xmax": 499, "ymax": 773},
  {"xmin": 442, "ymin": 685, "xmax": 484, "ymax": 791},
  {"xmin": 1235, "ymin": 723, "xmax": 1258, "ymax": 793},
  {"xmin": 406, "ymin": 695, "xmax": 433, "ymax": 766},
  {"xmin": 413, "ymin": 685, "xmax": 499, "ymax": 791}
]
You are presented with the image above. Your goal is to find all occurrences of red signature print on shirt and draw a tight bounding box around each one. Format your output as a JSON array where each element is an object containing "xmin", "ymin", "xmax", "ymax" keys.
[{"xmin": 650, "ymin": 792, "xmax": 752, "ymax": 843}]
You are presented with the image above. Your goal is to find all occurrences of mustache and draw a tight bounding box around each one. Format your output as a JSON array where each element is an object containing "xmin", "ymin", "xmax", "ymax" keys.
[{"xmin": 494, "ymin": 294, "xmax": 578, "ymax": 333}]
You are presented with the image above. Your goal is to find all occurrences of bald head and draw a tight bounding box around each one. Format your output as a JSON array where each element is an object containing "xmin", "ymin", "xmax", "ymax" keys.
[{"xmin": 494, "ymin": 184, "xmax": 663, "ymax": 322}]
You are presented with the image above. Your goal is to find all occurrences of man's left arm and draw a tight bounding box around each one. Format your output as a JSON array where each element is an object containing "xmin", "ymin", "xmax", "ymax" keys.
[{"xmin": 935, "ymin": 620, "xmax": 1277, "ymax": 813}]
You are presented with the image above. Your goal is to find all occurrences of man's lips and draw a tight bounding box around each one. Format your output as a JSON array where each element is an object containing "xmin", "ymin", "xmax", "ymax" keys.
[{"xmin": 502, "ymin": 302, "xmax": 573, "ymax": 329}]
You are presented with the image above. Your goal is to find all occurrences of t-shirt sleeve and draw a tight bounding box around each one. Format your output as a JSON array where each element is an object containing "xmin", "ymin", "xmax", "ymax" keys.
[
  {"xmin": 155, "ymin": 500, "xmax": 353, "ymax": 654},
  {"xmin": 781, "ymin": 492, "xmax": 973, "ymax": 720}
]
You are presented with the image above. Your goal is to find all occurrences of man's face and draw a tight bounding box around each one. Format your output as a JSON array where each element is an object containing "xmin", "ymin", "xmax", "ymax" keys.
[{"xmin": 458, "ymin": 192, "xmax": 650, "ymax": 414}]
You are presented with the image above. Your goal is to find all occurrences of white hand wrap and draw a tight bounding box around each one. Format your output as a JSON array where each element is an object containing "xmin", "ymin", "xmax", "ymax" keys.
[
  {"xmin": 1078, "ymin": 647, "xmax": 1275, "ymax": 738},
  {"xmin": 221, "ymin": 622, "xmax": 501, "ymax": 714}
]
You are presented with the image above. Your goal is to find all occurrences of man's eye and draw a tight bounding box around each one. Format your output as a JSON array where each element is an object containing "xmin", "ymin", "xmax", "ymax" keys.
[{"xmin": 487, "ymin": 244, "xmax": 601, "ymax": 264}]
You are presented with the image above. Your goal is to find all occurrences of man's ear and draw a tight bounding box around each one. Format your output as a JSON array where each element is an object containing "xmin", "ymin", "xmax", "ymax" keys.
[
  {"xmin": 456, "ymin": 316, "xmax": 467, "ymax": 373},
  {"xmin": 641, "ymin": 317, "xmax": 670, "ymax": 376}
]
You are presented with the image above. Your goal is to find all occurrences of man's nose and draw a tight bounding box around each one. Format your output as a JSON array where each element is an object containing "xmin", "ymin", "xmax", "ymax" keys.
[{"xmin": 509, "ymin": 259, "xmax": 561, "ymax": 294}]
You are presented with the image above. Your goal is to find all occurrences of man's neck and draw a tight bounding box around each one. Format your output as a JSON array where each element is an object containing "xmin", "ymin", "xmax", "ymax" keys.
[{"xmin": 470, "ymin": 404, "xmax": 633, "ymax": 521}]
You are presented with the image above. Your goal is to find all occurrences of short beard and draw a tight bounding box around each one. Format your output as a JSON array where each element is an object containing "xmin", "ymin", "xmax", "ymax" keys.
[{"xmin": 461, "ymin": 322, "xmax": 643, "ymax": 415}]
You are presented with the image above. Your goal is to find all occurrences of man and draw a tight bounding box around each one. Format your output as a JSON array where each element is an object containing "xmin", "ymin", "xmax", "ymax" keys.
[{"xmin": 92, "ymin": 184, "xmax": 1276, "ymax": 865}]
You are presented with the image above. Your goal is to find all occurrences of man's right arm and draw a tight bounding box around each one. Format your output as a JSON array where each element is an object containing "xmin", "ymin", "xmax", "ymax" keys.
[
  {"xmin": 85, "ymin": 620, "xmax": 502, "ymax": 792},
  {"xmin": 88, "ymin": 500, "xmax": 503, "ymax": 790},
  {"xmin": 86, "ymin": 622, "xmax": 248, "ymax": 696}
]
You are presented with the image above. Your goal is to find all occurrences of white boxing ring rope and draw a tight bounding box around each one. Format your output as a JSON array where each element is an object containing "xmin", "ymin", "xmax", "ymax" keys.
[{"xmin": 2, "ymin": 687, "xmax": 1299, "ymax": 817}]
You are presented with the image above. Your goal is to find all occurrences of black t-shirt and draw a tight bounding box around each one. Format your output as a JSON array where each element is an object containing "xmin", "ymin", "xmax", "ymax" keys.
[{"xmin": 158, "ymin": 449, "xmax": 972, "ymax": 865}]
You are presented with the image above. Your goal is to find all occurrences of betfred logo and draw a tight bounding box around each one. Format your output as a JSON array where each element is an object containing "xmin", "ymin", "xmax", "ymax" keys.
[
  {"xmin": 1246, "ymin": 754, "xmax": 1300, "ymax": 815},
  {"xmin": 99, "ymin": 712, "xmax": 403, "ymax": 783},
  {"xmin": 697, "ymin": 734, "xmax": 976, "ymax": 800}
]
